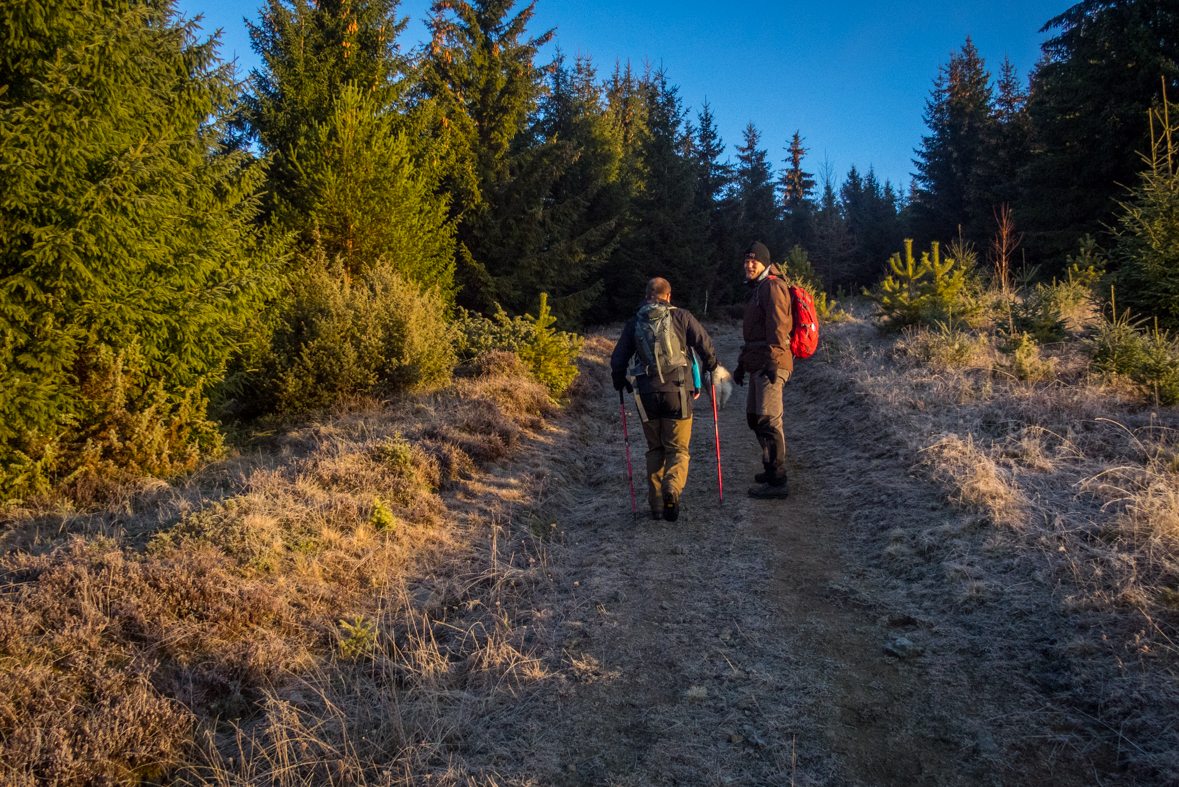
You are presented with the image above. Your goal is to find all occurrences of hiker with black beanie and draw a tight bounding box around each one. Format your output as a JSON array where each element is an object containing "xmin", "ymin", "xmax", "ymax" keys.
[
  {"xmin": 611, "ymin": 277, "xmax": 717, "ymax": 522},
  {"xmin": 733, "ymin": 242, "xmax": 793, "ymax": 498}
]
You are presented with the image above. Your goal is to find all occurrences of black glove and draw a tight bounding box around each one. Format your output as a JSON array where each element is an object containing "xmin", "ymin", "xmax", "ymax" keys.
[
  {"xmin": 733, "ymin": 364, "xmax": 746, "ymax": 386},
  {"xmin": 764, "ymin": 363, "xmax": 779, "ymax": 385},
  {"xmin": 612, "ymin": 371, "xmax": 633, "ymax": 393}
]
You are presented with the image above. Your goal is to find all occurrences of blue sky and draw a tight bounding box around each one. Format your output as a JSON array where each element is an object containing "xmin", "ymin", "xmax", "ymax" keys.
[{"xmin": 178, "ymin": 0, "xmax": 1071, "ymax": 192}]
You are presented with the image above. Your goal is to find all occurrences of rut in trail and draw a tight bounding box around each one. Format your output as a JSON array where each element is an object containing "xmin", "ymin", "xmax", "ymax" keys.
[{"xmin": 459, "ymin": 323, "xmax": 1122, "ymax": 786}]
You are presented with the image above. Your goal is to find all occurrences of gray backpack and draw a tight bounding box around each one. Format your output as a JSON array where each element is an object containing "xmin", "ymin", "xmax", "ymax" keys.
[{"xmin": 630, "ymin": 302, "xmax": 687, "ymax": 383}]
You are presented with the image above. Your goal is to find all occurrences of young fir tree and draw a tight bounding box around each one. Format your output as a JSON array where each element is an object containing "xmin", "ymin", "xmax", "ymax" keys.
[
  {"xmin": 779, "ymin": 131, "xmax": 816, "ymax": 250},
  {"xmin": 911, "ymin": 37, "xmax": 995, "ymax": 248},
  {"xmin": 0, "ymin": 0, "xmax": 282, "ymax": 498},
  {"xmin": 244, "ymin": 0, "xmax": 410, "ymax": 207},
  {"xmin": 1111, "ymin": 92, "xmax": 1179, "ymax": 330},
  {"xmin": 1020, "ymin": 0, "xmax": 1179, "ymax": 269}
]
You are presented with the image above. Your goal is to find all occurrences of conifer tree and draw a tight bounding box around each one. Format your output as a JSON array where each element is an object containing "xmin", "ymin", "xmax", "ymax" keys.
[
  {"xmin": 244, "ymin": 0, "xmax": 410, "ymax": 203},
  {"xmin": 812, "ymin": 161, "xmax": 855, "ymax": 288},
  {"xmin": 911, "ymin": 37, "xmax": 995, "ymax": 247},
  {"xmin": 693, "ymin": 102, "xmax": 737, "ymax": 311},
  {"xmin": 1111, "ymin": 91, "xmax": 1179, "ymax": 329},
  {"xmin": 734, "ymin": 123, "xmax": 780, "ymax": 255},
  {"xmin": 779, "ymin": 131, "xmax": 816, "ymax": 250},
  {"xmin": 421, "ymin": 0, "xmax": 558, "ymax": 314},
  {"xmin": 1020, "ymin": 0, "xmax": 1179, "ymax": 268},
  {"xmin": 0, "ymin": 0, "xmax": 281, "ymax": 497}
]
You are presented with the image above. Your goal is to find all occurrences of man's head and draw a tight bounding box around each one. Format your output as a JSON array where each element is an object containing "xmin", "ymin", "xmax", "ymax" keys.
[
  {"xmin": 646, "ymin": 277, "xmax": 672, "ymax": 301},
  {"xmin": 743, "ymin": 241, "xmax": 771, "ymax": 281}
]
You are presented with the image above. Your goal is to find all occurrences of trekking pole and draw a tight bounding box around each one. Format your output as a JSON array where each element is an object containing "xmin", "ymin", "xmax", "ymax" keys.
[
  {"xmin": 710, "ymin": 378, "xmax": 724, "ymax": 504},
  {"xmin": 619, "ymin": 390, "xmax": 637, "ymax": 518}
]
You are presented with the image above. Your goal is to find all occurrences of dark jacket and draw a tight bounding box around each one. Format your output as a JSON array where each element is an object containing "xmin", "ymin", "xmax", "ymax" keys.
[
  {"xmin": 738, "ymin": 265, "xmax": 794, "ymax": 374},
  {"xmin": 611, "ymin": 297, "xmax": 718, "ymax": 395}
]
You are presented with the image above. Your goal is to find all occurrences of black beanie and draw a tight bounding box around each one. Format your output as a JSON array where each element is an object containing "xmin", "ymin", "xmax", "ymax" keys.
[{"xmin": 744, "ymin": 241, "xmax": 771, "ymax": 266}]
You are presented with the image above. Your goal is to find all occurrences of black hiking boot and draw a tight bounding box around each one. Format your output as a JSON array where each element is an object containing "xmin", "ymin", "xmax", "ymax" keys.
[
  {"xmin": 754, "ymin": 464, "xmax": 778, "ymax": 484},
  {"xmin": 748, "ymin": 477, "xmax": 789, "ymax": 499},
  {"xmin": 650, "ymin": 509, "xmax": 663, "ymax": 521},
  {"xmin": 663, "ymin": 496, "xmax": 680, "ymax": 522}
]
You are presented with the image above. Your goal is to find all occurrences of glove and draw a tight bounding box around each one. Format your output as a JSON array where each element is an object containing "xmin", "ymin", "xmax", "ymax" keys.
[
  {"xmin": 612, "ymin": 371, "xmax": 633, "ymax": 393},
  {"xmin": 733, "ymin": 364, "xmax": 746, "ymax": 387},
  {"xmin": 764, "ymin": 364, "xmax": 779, "ymax": 385}
]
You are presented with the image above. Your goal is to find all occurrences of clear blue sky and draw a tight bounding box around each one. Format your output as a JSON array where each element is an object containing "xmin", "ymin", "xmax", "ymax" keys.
[{"xmin": 178, "ymin": 0, "xmax": 1071, "ymax": 192}]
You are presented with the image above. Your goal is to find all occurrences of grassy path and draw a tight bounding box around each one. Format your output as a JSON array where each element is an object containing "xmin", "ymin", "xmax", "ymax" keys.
[{"xmin": 458, "ymin": 323, "xmax": 1123, "ymax": 785}]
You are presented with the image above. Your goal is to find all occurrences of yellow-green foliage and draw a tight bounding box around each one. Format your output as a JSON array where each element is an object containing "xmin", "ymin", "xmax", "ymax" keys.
[
  {"xmin": 1, "ymin": 343, "xmax": 223, "ymax": 503},
  {"xmin": 369, "ymin": 497, "xmax": 396, "ymax": 531},
  {"xmin": 1003, "ymin": 332, "xmax": 1055, "ymax": 382},
  {"xmin": 245, "ymin": 254, "xmax": 456, "ymax": 415},
  {"xmin": 457, "ymin": 293, "xmax": 584, "ymax": 398},
  {"xmin": 338, "ymin": 615, "xmax": 377, "ymax": 660},
  {"xmin": 866, "ymin": 240, "xmax": 971, "ymax": 330},
  {"xmin": 518, "ymin": 294, "xmax": 585, "ymax": 397}
]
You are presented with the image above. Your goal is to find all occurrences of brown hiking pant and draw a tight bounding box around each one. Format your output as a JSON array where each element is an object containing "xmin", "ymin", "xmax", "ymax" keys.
[
  {"xmin": 745, "ymin": 369, "xmax": 790, "ymax": 481},
  {"xmin": 642, "ymin": 415, "xmax": 693, "ymax": 512}
]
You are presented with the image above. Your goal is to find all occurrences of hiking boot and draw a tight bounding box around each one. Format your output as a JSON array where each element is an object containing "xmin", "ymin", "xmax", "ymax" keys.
[
  {"xmin": 754, "ymin": 471, "xmax": 771, "ymax": 483},
  {"xmin": 748, "ymin": 480, "xmax": 789, "ymax": 499},
  {"xmin": 650, "ymin": 509, "xmax": 663, "ymax": 521},
  {"xmin": 663, "ymin": 496, "xmax": 680, "ymax": 522}
]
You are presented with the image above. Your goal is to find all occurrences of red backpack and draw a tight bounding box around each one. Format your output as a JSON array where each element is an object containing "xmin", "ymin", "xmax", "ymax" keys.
[{"xmin": 788, "ymin": 285, "xmax": 819, "ymax": 359}]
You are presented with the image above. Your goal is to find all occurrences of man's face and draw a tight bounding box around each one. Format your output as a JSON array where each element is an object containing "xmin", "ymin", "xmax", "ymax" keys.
[{"xmin": 744, "ymin": 255, "xmax": 766, "ymax": 281}]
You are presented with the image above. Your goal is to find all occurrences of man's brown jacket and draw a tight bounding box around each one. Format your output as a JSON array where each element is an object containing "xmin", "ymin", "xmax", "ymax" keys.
[{"xmin": 738, "ymin": 266, "xmax": 794, "ymax": 375}]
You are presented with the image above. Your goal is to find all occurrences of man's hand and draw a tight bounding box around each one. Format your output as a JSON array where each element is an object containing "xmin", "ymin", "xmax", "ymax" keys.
[
  {"xmin": 733, "ymin": 364, "xmax": 745, "ymax": 386},
  {"xmin": 612, "ymin": 372, "xmax": 633, "ymax": 393},
  {"xmin": 764, "ymin": 364, "xmax": 779, "ymax": 385}
]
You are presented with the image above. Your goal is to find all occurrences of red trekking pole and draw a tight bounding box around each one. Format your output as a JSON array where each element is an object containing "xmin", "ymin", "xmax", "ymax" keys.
[
  {"xmin": 710, "ymin": 377, "xmax": 724, "ymax": 503},
  {"xmin": 619, "ymin": 390, "xmax": 637, "ymax": 517}
]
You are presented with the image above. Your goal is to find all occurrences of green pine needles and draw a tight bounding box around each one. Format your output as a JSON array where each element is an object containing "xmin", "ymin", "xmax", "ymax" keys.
[
  {"xmin": 866, "ymin": 239, "xmax": 972, "ymax": 330},
  {"xmin": 0, "ymin": 0, "xmax": 284, "ymax": 500}
]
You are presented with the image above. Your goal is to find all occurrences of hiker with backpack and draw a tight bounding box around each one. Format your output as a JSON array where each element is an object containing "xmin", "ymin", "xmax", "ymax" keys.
[
  {"xmin": 732, "ymin": 241, "xmax": 817, "ymax": 499},
  {"xmin": 611, "ymin": 277, "xmax": 718, "ymax": 522}
]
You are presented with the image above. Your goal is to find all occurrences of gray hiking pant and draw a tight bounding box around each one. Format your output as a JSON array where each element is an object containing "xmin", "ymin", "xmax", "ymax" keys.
[{"xmin": 745, "ymin": 369, "xmax": 790, "ymax": 482}]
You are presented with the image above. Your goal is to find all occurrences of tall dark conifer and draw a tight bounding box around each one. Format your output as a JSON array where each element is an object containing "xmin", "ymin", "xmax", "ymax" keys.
[
  {"xmin": 911, "ymin": 37, "xmax": 995, "ymax": 247},
  {"xmin": 694, "ymin": 102, "xmax": 737, "ymax": 310},
  {"xmin": 421, "ymin": 0, "xmax": 554, "ymax": 312},
  {"xmin": 779, "ymin": 131, "xmax": 816, "ymax": 249},
  {"xmin": 734, "ymin": 123, "xmax": 779, "ymax": 253},
  {"xmin": 1020, "ymin": 0, "xmax": 1179, "ymax": 268}
]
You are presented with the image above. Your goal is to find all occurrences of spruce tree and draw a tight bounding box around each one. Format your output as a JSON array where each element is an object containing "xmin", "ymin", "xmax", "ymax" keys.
[
  {"xmin": 1111, "ymin": 91, "xmax": 1179, "ymax": 329},
  {"xmin": 693, "ymin": 102, "xmax": 738, "ymax": 311},
  {"xmin": 421, "ymin": 0, "xmax": 557, "ymax": 314},
  {"xmin": 911, "ymin": 37, "xmax": 995, "ymax": 247},
  {"xmin": 244, "ymin": 0, "xmax": 410, "ymax": 204},
  {"xmin": 812, "ymin": 161, "xmax": 855, "ymax": 289},
  {"xmin": 0, "ymin": 0, "xmax": 281, "ymax": 497},
  {"xmin": 779, "ymin": 131, "xmax": 816, "ymax": 250},
  {"xmin": 734, "ymin": 123, "xmax": 780, "ymax": 256}
]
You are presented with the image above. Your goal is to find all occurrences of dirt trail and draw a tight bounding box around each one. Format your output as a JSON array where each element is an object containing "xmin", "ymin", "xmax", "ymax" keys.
[{"xmin": 461, "ymin": 324, "xmax": 1120, "ymax": 786}]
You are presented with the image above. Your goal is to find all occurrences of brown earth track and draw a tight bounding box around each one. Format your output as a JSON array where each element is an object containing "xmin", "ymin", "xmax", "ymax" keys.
[{"xmin": 457, "ymin": 323, "xmax": 1126, "ymax": 786}]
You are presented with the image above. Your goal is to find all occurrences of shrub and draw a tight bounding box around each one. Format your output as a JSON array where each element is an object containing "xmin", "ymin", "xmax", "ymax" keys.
[
  {"xmin": 456, "ymin": 294, "xmax": 583, "ymax": 397},
  {"xmin": 997, "ymin": 285, "xmax": 1069, "ymax": 344},
  {"xmin": 244, "ymin": 254, "xmax": 456, "ymax": 415},
  {"xmin": 898, "ymin": 322, "xmax": 988, "ymax": 368},
  {"xmin": 1088, "ymin": 308, "xmax": 1147, "ymax": 378},
  {"xmin": 1002, "ymin": 332, "xmax": 1055, "ymax": 382}
]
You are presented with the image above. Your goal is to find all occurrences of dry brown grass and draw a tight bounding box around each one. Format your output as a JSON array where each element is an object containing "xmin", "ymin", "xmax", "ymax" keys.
[
  {"xmin": 826, "ymin": 303, "xmax": 1179, "ymax": 783},
  {"xmin": 0, "ymin": 355, "xmax": 563, "ymax": 786}
]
